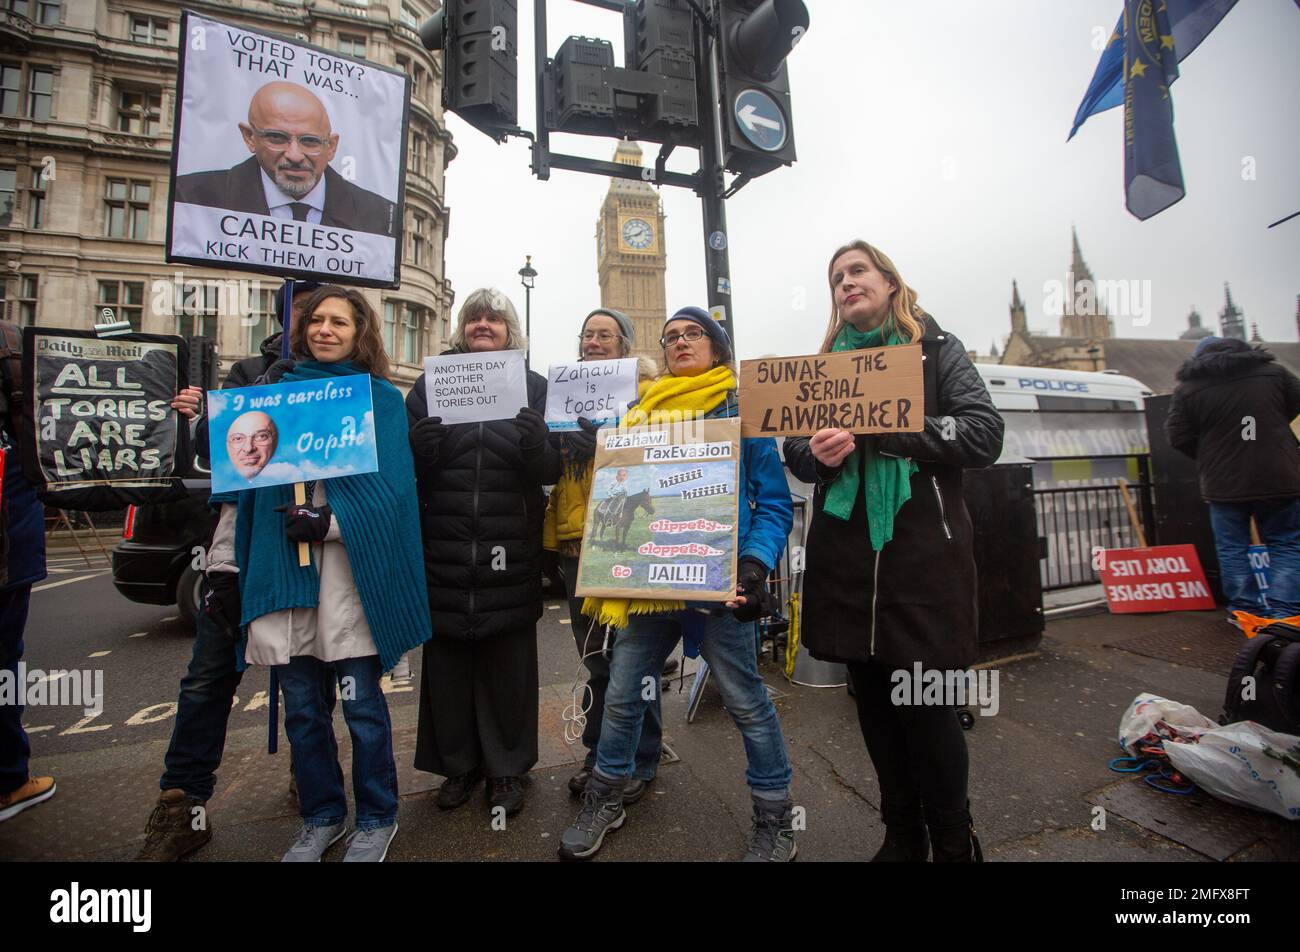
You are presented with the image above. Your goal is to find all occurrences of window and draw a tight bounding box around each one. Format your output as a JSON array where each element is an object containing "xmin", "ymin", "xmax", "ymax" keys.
[
  {"xmin": 26, "ymin": 67, "xmax": 51, "ymax": 120},
  {"xmin": 28, "ymin": 164, "xmax": 46, "ymax": 228},
  {"xmin": 37, "ymin": 0, "xmax": 59, "ymax": 25},
  {"xmin": 382, "ymin": 300, "xmax": 397, "ymax": 356},
  {"xmin": 0, "ymin": 169, "xmax": 14, "ymax": 227},
  {"xmin": 409, "ymin": 211, "xmax": 425, "ymax": 266},
  {"xmin": 2, "ymin": 1, "xmax": 30, "ymax": 17},
  {"xmin": 17, "ymin": 275, "xmax": 37, "ymax": 326},
  {"xmin": 116, "ymin": 88, "xmax": 161, "ymax": 136},
  {"xmin": 404, "ymin": 304, "xmax": 422, "ymax": 363},
  {"xmin": 247, "ymin": 288, "xmax": 276, "ymax": 355},
  {"xmin": 338, "ymin": 34, "xmax": 366, "ymax": 59},
  {"xmin": 175, "ymin": 284, "xmax": 218, "ymax": 340},
  {"xmin": 97, "ymin": 280, "xmax": 144, "ymax": 332},
  {"xmin": 400, "ymin": 3, "xmax": 421, "ymax": 29},
  {"xmin": 0, "ymin": 64, "xmax": 18, "ymax": 115},
  {"xmin": 130, "ymin": 15, "xmax": 169, "ymax": 45},
  {"xmin": 409, "ymin": 133, "xmax": 426, "ymax": 176},
  {"xmin": 104, "ymin": 178, "xmax": 151, "ymax": 239},
  {"xmin": 413, "ymin": 63, "xmax": 426, "ymax": 101}
]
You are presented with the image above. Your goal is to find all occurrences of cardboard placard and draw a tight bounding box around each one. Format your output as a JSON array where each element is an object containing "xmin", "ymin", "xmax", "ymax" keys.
[
  {"xmin": 1099, "ymin": 544, "xmax": 1217, "ymax": 614},
  {"xmin": 166, "ymin": 11, "xmax": 410, "ymax": 288},
  {"xmin": 1248, "ymin": 544, "xmax": 1271, "ymax": 612},
  {"xmin": 575, "ymin": 418, "xmax": 740, "ymax": 603},
  {"xmin": 423, "ymin": 351, "xmax": 527, "ymax": 425},
  {"xmin": 544, "ymin": 358, "xmax": 639, "ymax": 431},
  {"xmin": 206, "ymin": 376, "xmax": 377, "ymax": 494},
  {"xmin": 22, "ymin": 327, "xmax": 191, "ymax": 509},
  {"xmin": 739, "ymin": 344, "xmax": 925, "ymax": 437}
]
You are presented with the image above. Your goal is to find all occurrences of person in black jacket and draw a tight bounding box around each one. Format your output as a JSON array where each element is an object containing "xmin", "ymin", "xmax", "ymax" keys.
[
  {"xmin": 407, "ymin": 288, "xmax": 561, "ymax": 817},
  {"xmin": 1165, "ymin": 336, "xmax": 1300, "ymax": 621},
  {"xmin": 784, "ymin": 241, "xmax": 1003, "ymax": 863}
]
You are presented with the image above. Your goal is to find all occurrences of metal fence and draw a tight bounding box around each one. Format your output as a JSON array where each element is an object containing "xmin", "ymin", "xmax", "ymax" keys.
[{"xmin": 1034, "ymin": 482, "xmax": 1156, "ymax": 590}]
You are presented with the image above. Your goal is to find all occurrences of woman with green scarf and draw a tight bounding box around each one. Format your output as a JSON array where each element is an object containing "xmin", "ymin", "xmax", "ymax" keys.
[{"xmin": 784, "ymin": 241, "xmax": 1004, "ymax": 863}]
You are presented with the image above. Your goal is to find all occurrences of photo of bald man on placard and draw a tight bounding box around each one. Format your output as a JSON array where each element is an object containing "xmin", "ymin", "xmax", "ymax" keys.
[{"xmin": 175, "ymin": 80, "xmax": 396, "ymax": 237}]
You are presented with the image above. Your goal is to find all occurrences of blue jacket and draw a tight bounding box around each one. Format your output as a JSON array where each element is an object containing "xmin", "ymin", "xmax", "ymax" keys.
[{"xmin": 707, "ymin": 392, "xmax": 792, "ymax": 573}]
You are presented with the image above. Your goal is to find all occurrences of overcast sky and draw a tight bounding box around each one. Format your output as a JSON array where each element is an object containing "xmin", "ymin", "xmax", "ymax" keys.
[{"xmin": 441, "ymin": 0, "xmax": 1300, "ymax": 373}]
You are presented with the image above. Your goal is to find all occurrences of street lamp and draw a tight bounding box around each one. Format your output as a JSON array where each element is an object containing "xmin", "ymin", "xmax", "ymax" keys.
[{"xmin": 518, "ymin": 254, "xmax": 537, "ymax": 371}]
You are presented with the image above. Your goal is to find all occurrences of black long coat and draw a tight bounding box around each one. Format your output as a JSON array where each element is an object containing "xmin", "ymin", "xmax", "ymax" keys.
[
  {"xmin": 784, "ymin": 316, "xmax": 1004, "ymax": 670},
  {"xmin": 405, "ymin": 365, "xmax": 561, "ymax": 640}
]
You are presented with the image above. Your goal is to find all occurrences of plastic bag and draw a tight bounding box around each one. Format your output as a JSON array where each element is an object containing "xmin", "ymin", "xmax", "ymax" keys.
[
  {"xmin": 1118, "ymin": 692, "xmax": 1216, "ymax": 754},
  {"xmin": 1162, "ymin": 722, "xmax": 1300, "ymax": 821}
]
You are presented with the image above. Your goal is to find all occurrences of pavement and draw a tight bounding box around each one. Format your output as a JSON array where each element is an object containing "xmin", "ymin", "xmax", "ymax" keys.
[{"xmin": 2, "ymin": 552, "xmax": 1297, "ymax": 863}]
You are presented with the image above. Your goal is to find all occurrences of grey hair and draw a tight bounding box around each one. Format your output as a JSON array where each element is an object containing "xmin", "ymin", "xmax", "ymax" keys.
[{"xmin": 450, "ymin": 287, "xmax": 528, "ymax": 352}]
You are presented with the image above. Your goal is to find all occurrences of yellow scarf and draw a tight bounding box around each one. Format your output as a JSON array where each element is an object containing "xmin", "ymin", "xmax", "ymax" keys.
[{"xmin": 582, "ymin": 365, "xmax": 736, "ymax": 629}]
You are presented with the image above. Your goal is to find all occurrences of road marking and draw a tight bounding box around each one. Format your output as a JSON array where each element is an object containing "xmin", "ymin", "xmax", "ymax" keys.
[
  {"xmin": 125, "ymin": 702, "xmax": 177, "ymax": 726},
  {"xmin": 35, "ymin": 671, "xmax": 70, "ymax": 684},
  {"xmin": 33, "ymin": 571, "xmax": 109, "ymax": 592},
  {"xmin": 161, "ymin": 616, "xmax": 178, "ymax": 622},
  {"xmin": 61, "ymin": 713, "xmax": 111, "ymax": 735},
  {"xmin": 25, "ymin": 725, "xmax": 55, "ymax": 734},
  {"xmin": 129, "ymin": 631, "xmax": 148, "ymax": 638},
  {"xmin": 559, "ymin": 619, "xmax": 571, "ymax": 625},
  {"xmin": 88, "ymin": 650, "xmax": 111, "ymax": 658},
  {"xmin": 548, "ymin": 604, "xmax": 559, "ymax": 610}
]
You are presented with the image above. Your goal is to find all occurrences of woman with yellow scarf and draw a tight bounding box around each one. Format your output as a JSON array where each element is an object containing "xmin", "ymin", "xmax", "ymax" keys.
[{"xmin": 557, "ymin": 308, "xmax": 796, "ymax": 863}]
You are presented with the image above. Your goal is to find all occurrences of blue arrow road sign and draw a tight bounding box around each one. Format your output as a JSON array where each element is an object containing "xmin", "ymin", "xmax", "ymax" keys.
[{"xmin": 734, "ymin": 88, "xmax": 787, "ymax": 152}]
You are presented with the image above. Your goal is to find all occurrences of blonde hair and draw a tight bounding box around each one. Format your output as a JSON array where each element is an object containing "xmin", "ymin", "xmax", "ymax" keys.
[
  {"xmin": 819, "ymin": 240, "xmax": 924, "ymax": 353},
  {"xmin": 450, "ymin": 288, "xmax": 528, "ymax": 352}
]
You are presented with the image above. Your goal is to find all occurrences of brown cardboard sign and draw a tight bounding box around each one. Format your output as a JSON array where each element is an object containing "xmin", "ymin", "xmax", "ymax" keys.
[
  {"xmin": 739, "ymin": 343, "xmax": 925, "ymax": 437},
  {"xmin": 575, "ymin": 418, "xmax": 740, "ymax": 603}
]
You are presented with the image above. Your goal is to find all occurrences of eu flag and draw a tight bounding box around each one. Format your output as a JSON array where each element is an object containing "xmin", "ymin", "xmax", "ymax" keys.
[{"xmin": 1124, "ymin": 0, "xmax": 1184, "ymax": 219}]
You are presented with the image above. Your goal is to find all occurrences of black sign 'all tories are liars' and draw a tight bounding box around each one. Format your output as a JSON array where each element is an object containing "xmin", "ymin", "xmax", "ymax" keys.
[{"xmin": 20, "ymin": 328, "xmax": 192, "ymax": 510}]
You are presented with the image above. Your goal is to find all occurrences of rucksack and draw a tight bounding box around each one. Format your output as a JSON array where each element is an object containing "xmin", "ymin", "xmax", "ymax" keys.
[
  {"xmin": 1223, "ymin": 621, "xmax": 1300, "ymax": 734},
  {"xmin": 0, "ymin": 320, "xmax": 26, "ymax": 443}
]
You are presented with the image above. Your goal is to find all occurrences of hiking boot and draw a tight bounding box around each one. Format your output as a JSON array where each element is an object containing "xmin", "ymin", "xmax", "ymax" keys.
[
  {"xmin": 488, "ymin": 776, "xmax": 525, "ymax": 816},
  {"xmin": 436, "ymin": 768, "xmax": 483, "ymax": 810},
  {"xmin": 342, "ymin": 822, "xmax": 398, "ymax": 862},
  {"xmin": 623, "ymin": 777, "xmax": 651, "ymax": 805},
  {"xmin": 133, "ymin": 788, "xmax": 211, "ymax": 861},
  {"xmin": 281, "ymin": 821, "xmax": 346, "ymax": 862},
  {"xmin": 558, "ymin": 774, "xmax": 626, "ymax": 861},
  {"xmin": 0, "ymin": 775, "xmax": 57, "ymax": 823},
  {"xmin": 568, "ymin": 766, "xmax": 593, "ymax": 797},
  {"xmin": 742, "ymin": 797, "xmax": 798, "ymax": 862},
  {"xmin": 870, "ymin": 824, "xmax": 930, "ymax": 862}
]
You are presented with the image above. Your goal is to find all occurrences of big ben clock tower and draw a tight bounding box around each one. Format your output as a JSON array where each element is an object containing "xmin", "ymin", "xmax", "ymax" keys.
[{"xmin": 597, "ymin": 141, "xmax": 668, "ymax": 367}]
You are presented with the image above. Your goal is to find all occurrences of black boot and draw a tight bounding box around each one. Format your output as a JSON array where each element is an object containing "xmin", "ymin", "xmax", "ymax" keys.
[
  {"xmin": 928, "ymin": 804, "xmax": 984, "ymax": 863},
  {"xmin": 870, "ymin": 823, "xmax": 930, "ymax": 862}
]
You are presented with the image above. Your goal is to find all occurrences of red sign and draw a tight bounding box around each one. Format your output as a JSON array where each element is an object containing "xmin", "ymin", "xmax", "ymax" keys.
[{"xmin": 1099, "ymin": 544, "xmax": 1217, "ymax": 613}]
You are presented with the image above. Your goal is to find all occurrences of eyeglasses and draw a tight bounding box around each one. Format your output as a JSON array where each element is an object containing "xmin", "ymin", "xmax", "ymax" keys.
[
  {"xmin": 660, "ymin": 327, "xmax": 706, "ymax": 348},
  {"xmin": 580, "ymin": 330, "xmax": 624, "ymax": 343},
  {"xmin": 228, "ymin": 431, "xmax": 274, "ymax": 448},
  {"xmin": 249, "ymin": 125, "xmax": 329, "ymax": 155}
]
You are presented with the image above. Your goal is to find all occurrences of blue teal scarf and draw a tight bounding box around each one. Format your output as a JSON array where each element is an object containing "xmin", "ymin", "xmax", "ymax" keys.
[{"xmin": 213, "ymin": 360, "xmax": 431, "ymax": 672}]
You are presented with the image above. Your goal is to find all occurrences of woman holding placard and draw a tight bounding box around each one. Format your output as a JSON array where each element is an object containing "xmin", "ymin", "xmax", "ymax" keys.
[
  {"xmin": 210, "ymin": 285, "xmax": 431, "ymax": 862},
  {"xmin": 557, "ymin": 307, "xmax": 796, "ymax": 862},
  {"xmin": 407, "ymin": 288, "xmax": 560, "ymax": 818},
  {"xmin": 783, "ymin": 241, "xmax": 1003, "ymax": 862}
]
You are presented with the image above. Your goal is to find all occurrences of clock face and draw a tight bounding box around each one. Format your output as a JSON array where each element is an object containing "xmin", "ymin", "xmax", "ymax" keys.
[{"xmin": 622, "ymin": 218, "xmax": 653, "ymax": 250}]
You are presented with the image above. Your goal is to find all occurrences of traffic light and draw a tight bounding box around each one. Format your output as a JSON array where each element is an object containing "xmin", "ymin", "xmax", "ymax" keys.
[
  {"xmin": 716, "ymin": 0, "xmax": 808, "ymax": 177},
  {"xmin": 420, "ymin": 0, "xmax": 519, "ymax": 142}
]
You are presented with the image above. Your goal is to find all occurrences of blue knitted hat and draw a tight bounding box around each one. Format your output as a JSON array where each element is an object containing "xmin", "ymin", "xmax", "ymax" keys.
[{"xmin": 664, "ymin": 306, "xmax": 733, "ymax": 364}]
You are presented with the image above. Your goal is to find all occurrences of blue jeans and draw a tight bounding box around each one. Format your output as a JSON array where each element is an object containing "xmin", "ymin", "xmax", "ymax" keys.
[
  {"xmin": 0, "ymin": 586, "xmax": 32, "ymax": 795},
  {"xmin": 595, "ymin": 610, "xmax": 792, "ymax": 795},
  {"xmin": 278, "ymin": 654, "xmax": 398, "ymax": 831},
  {"xmin": 1209, "ymin": 497, "xmax": 1300, "ymax": 618}
]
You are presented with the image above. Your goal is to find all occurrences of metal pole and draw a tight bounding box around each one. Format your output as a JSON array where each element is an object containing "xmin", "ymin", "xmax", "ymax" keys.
[
  {"xmin": 697, "ymin": 1, "xmax": 734, "ymax": 350},
  {"xmin": 525, "ymin": 285, "xmax": 532, "ymax": 372}
]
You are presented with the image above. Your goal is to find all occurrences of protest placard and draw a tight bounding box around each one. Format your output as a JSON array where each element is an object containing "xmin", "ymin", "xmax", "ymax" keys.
[
  {"xmin": 738, "ymin": 343, "xmax": 925, "ymax": 437},
  {"xmin": 21, "ymin": 328, "xmax": 191, "ymax": 509},
  {"xmin": 206, "ymin": 375, "xmax": 378, "ymax": 495},
  {"xmin": 575, "ymin": 418, "xmax": 740, "ymax": 602},
  {"xmin": 544, "ymin": 358, "xmax": 639, "ymax": 430},
  {"xmin": 1098, "ymin": 544, "xmax": 1217, "ymax": 614},
  {"xmin": 166, "ymin": 10, "xmax": 409, "ymax": 287},
  {"xmin": 424, "ymin": 351, "xmax": 527, "ymax": 425}
]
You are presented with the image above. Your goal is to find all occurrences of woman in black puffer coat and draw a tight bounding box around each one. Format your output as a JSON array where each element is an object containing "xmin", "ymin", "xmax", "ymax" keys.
[
  {"xmin": 784, "ymin": 240, "xmax": 1003, "ymax": 862},
  {"xmin": 406, "ymin": 289, "xmax": 561, "ymax": 817}
]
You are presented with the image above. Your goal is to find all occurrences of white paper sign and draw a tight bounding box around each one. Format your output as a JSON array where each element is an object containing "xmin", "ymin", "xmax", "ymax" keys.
[
  {"xmin": 423, "ymin": 350, "xmax": 527, "ymax": 425},
  {"xmin": 544, "ymin": 358, "xmax": 639, "ymax": 431}
]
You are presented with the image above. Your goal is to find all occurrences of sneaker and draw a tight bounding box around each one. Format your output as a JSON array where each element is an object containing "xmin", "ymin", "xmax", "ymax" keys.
[
  {"xmin": 558, "ymin": 777, "xmax": 626, "ymax": 861},
  {"xmin": 488, "ymin": 776, "xmax": 525, "ymax": 816},
  {"xmin": 743, "ymin": 798, "xmax": 798, "ymax": 862},
  {"xmin": 134, "ymin": 788, "xmax": 211, "ymax": 861},
  {"xmin": 436, "ymin": 768, "xmax": 483, "ymax": 810},
  {"xmin": 342, "ymin": 822, "xmax": 398, "ymax": 862},
  {"xmin": 567, "ymin": 766, "xmax": 593, "ymax": 797},
  {"xmin": 281, "ymin": 821, "xmax": 346, "ymax": 862},
  {"xmin": 0, "ymin": 775, "xmax": 57, "ymax": 823}
]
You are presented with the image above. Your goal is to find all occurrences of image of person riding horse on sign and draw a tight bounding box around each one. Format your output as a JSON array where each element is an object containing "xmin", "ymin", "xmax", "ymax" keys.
[{"xmin": 593, "ymin": 467, "xmax": 655, "ymax": 549}]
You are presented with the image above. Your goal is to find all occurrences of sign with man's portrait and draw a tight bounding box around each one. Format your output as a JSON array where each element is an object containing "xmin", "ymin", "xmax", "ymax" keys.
[{"xmin": 166, "ymin": 11, "xmax": 410, "ymax": 287}]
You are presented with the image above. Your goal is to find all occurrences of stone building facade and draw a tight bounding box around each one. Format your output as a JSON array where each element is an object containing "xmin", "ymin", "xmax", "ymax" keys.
[{"xmin": 0, "ymin": 0, "xmax": 454, "ymax": 391}]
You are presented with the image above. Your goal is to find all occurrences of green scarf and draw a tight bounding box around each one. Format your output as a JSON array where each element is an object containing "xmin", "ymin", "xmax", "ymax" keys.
[{"xmin": 824, "ymin": 321, "xmax": 918, "ymax": 550}]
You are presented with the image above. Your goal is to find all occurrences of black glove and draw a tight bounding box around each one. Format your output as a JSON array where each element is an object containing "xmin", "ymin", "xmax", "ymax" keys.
[
  {"xmin": 274, "ymin": 503, "xmax": 333, "ymax": 543},
  {"xmin": 410, "ymin": 415, "xmax": 447, "ymax": 466},
  {"xmin": 732, "ymin": 556, "xmax": 777, "ymax": 622},
  {"xmin": 513, "ymin": 406, "xmax": 549, "ymax": 457},
  {"xmin": 203, "ymin": 571, "xmax": 242, "ymax": 632},
  {"xmin": 566, "ymin": 417, "xmax": 599, "ymax": 461},
  {"xmin": 260, "ymin": 358, "xmax": 296, "ymax": 385}
]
